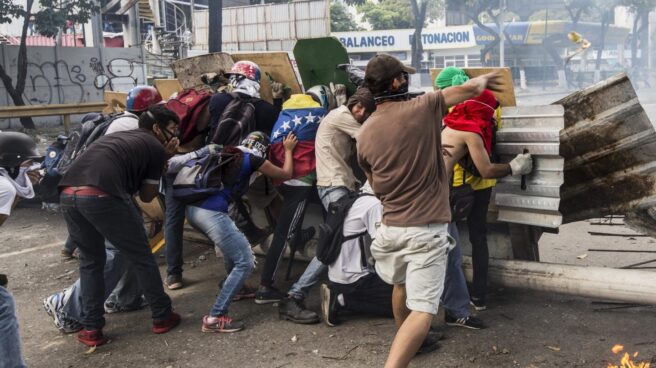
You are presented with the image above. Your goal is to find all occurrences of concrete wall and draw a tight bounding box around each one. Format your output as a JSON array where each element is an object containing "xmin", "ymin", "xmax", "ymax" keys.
[{"xmin": 0, "ymin": 45, "xmax": 146, "ymax": 129}]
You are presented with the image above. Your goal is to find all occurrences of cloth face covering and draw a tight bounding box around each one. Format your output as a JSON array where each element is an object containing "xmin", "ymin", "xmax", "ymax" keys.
[{"xmin": 443, "ymin": 89, "xmax": 498, "ymax": 154}]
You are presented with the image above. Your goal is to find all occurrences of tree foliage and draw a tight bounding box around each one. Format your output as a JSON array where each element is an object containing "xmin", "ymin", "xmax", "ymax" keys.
[
  {"xmin": 330, "ymin": 2, "xmax": 361, "ymax": 32},
  {"xmin": 357, "ymin": 0, "xmax": 441, "ymax": 30},
  {"xmin": 0, "ymin": 0, "xmax": 99, "ymax": 129}
]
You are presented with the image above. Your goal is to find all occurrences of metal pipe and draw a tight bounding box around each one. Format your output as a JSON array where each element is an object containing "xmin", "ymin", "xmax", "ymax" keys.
[{"xmin": 462, "ymin": 256, "xmax": 656, "ymax": 305}]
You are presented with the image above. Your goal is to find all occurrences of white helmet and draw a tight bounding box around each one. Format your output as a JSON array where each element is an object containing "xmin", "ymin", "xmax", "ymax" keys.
[{"xmin": 306, "ymin": 85, "xmax": 336, "ymax": 111}]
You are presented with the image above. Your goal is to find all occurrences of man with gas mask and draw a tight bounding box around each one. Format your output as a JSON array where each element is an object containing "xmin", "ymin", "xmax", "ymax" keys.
[{"xmin": 57, "ymin": 104, "xmax": 181, "ymax": 347}]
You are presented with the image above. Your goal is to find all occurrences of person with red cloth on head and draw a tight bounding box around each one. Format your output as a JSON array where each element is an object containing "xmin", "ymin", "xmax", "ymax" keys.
[{"xmin": 438, "ymin": 67, "xmax": 533, "ymax": 313}]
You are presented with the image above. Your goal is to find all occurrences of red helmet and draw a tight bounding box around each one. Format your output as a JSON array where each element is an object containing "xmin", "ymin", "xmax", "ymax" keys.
[
  {"xmin": 126, "ymin": 86, "xmax": 162, "ymax": 113},
  {"xmin": 226, "ymin": 61, "xmax": 261, "ymax": 83}
]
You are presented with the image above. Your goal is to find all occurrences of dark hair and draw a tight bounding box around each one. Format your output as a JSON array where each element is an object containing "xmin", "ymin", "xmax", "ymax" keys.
[
  {"xmin": 138, "ymin": 104, "xmax": 180, "ymax": 130},
  {"xmin": 347, "ymin": 87, "xmax": 376, "ymax": 113},
  {"xmin": 364, "ymin": 76, "xmax": 394, "ymax": 97}
]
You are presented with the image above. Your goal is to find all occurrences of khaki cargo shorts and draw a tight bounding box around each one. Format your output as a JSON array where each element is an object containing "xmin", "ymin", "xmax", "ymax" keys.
[{"xmin": 371, "ymin": 222, "xmax": 455, "ymax": 315}]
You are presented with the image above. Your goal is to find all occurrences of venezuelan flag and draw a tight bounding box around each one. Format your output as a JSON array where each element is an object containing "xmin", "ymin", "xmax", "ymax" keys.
[{"xmin": 269, "ymin": 95, "xmax": 327, "ymax": 185}]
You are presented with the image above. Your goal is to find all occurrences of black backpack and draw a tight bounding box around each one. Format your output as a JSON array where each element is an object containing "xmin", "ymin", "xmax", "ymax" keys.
[
  {"xmin": 316, "ymin": 193, "xmax": 373, "ymax": 266},
  {"xmin": 208, "ymin": 92, "xmax": 258, "ymax": 146},
  {"xmin": 56, "ymin": 112, "xmax": 127, "ymax": 176}
]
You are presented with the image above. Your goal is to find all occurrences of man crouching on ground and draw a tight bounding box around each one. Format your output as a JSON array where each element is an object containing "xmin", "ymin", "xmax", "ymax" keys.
[{"xmin": 356, "ymin": 54, "xmax": 504, "ymax": 368}]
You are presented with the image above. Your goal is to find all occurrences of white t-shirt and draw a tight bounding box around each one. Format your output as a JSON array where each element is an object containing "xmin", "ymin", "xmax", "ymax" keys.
[
  {"xmin": 328, "ymin": 195, "xmax": 382, "ymax": 285},
  {"xmin": 0, "ymin": 175, "xmax": 17, "ymax": 216},
  {"xmin": 104, "ymin": 112, "xmax": 139, "ymax": 135}
]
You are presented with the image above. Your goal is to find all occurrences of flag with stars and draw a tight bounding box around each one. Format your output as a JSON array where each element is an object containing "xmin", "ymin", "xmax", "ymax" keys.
[{"xmin": 269, "ymin": 105, "xmax": 327, "ymax": 184}]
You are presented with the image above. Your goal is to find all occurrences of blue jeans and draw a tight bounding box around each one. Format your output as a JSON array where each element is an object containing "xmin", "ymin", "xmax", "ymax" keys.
[
  {"xmin": 61, "ymin": 193, "xmax": 172, "ymax": 329},
  {"xmin": 63, "ymin": 242, "xmax": 143, "ymax": 320},
  {"xmin": 287, "ymin": 186, "xmax": 351, "ymax": 300},
  {"xmin": 441, "ymin": 222, "xmax": 471, "ymax": 318},
  {"xmin": 186, "ymin": 206, "xmax": 254, "ymax": 316},
  {"xmin": 0, "ymin": 287, "xmax": 26, "ymax": 368},
  {"xmin": 164, "ymin": 174, "xmax": 187, "ymax": 277}
]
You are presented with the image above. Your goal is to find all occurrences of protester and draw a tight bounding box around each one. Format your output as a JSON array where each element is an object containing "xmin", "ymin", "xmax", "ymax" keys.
[
  {"xmin": 278, "ymin": 87, "xmax": 376, "ymax": 324},
  {"xmin": 319, "ymin": 182, "xmax": 392, "ymax": 326},
  {"xmin": 437, "ymin": 67, "xmax": 533, "ymax": 311},
  {"xmin": 255, "ymin": 91, "xmax": 328, "ymax": 303},
  {"xmin": 45, "ymin": 86, "xmax": 167, "ymax": 333},
  {"xmin": 0, "ymin": 132, "xmax": 41, "ymax": 368},
  {"xmin": 167, "ymin": 132, "xmax": 297, "ymax": 332},
  {"xmin": 165, "ymin": 61, "xmax": 283, "ymax": 290},
  {"xmin": 58, "ymin": 104, "xmax": 181, "ymax": 347},
  {"xmin": 357, "ymin": 54, "xmax": 504, "ymax": 366},
  {"xmin": 60, "ymin": 85, "xmax": 163, "ymax": 259}
]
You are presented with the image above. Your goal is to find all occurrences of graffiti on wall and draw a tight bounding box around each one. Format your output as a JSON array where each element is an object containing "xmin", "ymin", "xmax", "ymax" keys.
[
  {"xmin": 91, "ymin": 57, "xmax": 143, "ymax": 91},
  {"xmin": 24, "ymin": 60, "xmax": 87, "ymax": 105}
]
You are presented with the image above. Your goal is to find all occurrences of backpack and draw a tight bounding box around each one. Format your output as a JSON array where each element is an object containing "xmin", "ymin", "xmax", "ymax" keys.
[
  {"xmin": 166, "ymin": 89, "xmax": 213, "ymax": 144},
  {"xmin": 316, "ymin": 193, "xmax": 373, "ymax": 266},
  {"xmin": 208, "ymin": 92, "xmax": 258, "ymax": 146},
  {"xmin": 54, "ymin": 112, "xmax": 125, "ymax": 176},
  {"xmin": 172, "ymin": 146, "xmax": 244, "ymax": 204}
]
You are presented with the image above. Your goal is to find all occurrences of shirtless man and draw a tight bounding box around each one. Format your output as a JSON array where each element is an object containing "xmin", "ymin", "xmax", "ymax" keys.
[{"xmin": 441, "ymin": 87, "xmax": 533, "ymax": 313}]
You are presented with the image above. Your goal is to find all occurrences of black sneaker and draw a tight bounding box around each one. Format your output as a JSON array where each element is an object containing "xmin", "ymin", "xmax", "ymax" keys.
[
  {"xmin": 416, "ymin": 330, "xmax": 441, "ymax": 355},
  {"xmin": 470, "ymin": 298, "xmax": 487, "ymax": 311},
  {"xmin": 255, "ymin": 286, "xmax": 286, "ymax": 304},
  {"xmin": 445, "ymin": 314, "xmax": 486, "ymax": 330},
  {"xmin": 320, "ymin": 283, "xmax": 340, "ymax": 327},
  {"xmin": 279, "ymin": 297, "xmax": 320, "ymax": 324},
  {"xmin": 165, "ymin": 274, "xmax": 183, "ymax": 290}
]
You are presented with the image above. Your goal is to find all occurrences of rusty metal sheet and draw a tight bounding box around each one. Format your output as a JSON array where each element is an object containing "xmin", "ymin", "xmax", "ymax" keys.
[
  {"xmin": 556, "ymin": 73, "xmax": 656, "ymax": 236},
  {"xmin": 494, "ymin": 105, "xmax": 565, "ymax": 228}
]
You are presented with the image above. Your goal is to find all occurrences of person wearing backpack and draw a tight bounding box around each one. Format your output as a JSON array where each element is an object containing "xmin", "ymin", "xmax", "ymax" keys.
[
  {"xmin": 167, "ymin": 131, "xmax": 298, "ymax": 332},
  {"xmin": 255, "ymin": 91, "xmax": 329, "ymax": 304},
  {"xmin": 437, "ymin": 67, "xmax": 532, "ymax": 313},
  {"xmin": 278, "ymin": 87, "xmax": 376, "ymax": 324},
  {"xmin": 57, "ymin": 104, "xmax": 181, "ymax": 347},
  {"xmin": 164, "ymin": 61, "xmax": 284, "ymax": 290},
  {"xmin": 44, "ymin": 87, "xmax": 167, "ymax": 334},
  {"xmin": 59, "ymin": 85, "xmax": 163, "ymax": 259}
]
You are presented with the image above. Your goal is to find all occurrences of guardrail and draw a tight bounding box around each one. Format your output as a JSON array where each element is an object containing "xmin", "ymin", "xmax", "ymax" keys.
[{"xmin": 0, "ymin": 102, "xmax": 107, "ymax": 132}]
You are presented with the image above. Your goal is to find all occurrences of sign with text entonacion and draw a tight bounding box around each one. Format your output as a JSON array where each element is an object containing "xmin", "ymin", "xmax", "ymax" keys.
[{"xmin": 332, "ymin": 26, "xmax": 477, "ymax": 53}]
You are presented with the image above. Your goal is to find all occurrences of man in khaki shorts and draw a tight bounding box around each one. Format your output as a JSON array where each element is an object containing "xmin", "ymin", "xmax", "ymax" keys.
[{"xmin": 356, "ymin": 54, "xmax": 503, "ymax": 368}]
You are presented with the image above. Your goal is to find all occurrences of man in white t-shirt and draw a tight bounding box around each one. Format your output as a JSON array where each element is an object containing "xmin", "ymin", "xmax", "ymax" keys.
[{"xmin": 319, "ymin": 183, "xmax": 393, "ymax": 326}]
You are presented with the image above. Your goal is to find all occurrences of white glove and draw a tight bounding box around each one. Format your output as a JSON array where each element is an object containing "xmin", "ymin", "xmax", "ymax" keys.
[
  {"xmin": 331, "ymin": 82, "xmax": 348, "ymax": 106},
  {"xmin": 509, "ymin": 153, "xmax": 533, "ymax": 176},
  {"xmin": 271, "ymin": 81, "xmax": 285, "ymax": 99}
]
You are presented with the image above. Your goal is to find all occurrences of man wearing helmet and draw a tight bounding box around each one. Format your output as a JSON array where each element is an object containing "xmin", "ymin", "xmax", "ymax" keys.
[
  {"xmin": 0, "ymin": 131, "xmax": 42, "ymax": 368},
  {"xmin": 356, "ymin": 54, "xmax": 504, "ymax": 366},
  {"xmin": 164, "ymin": 61, "xmax": 284, "ymax": 290},
  {"xmin": 166, "ymin": 131, "xmax": 298, "ymax": 333}
]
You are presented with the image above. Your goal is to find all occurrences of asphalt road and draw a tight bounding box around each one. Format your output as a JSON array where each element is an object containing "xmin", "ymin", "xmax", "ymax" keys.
[{"xmin": 2, "ymin": 204, "xmax": 655, "ymax": 368}]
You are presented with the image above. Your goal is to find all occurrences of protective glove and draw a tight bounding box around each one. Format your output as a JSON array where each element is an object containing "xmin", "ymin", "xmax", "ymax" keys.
[
  {"xmin": 207, "ymin": 144, "xmax": 222, "ymax": 155},
  {"xmin": 331, "ymin": 82, "xmax": 348, "ymax": 106},
  {"xmin": 271, "ymin": 81, "xmax": 285, "ymax": 99},
  {"xmin": 509, "ymin": 153, "xmax": 533, "ymax": 176}
]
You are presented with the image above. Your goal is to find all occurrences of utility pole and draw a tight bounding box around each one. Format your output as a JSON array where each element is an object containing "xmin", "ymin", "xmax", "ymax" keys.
[
  {"xmin": 208, "ymin": 0, "xmax": 222, "ymax": 53},
  {"xmin": 499, "ymin": 0, "xmax": 506, "ymax": 67}
]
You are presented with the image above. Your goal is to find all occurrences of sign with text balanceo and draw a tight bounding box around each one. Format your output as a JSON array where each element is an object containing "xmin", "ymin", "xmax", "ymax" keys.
[{"xmin": 333, "ymin": 26, "xmax": 477, "ymax": 53}]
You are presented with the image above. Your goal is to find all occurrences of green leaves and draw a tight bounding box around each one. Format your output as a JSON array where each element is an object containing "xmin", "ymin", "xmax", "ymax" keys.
[
  {"xmin": 331, "ymin": 2, "xmax": 361, "ymax": 32},
  {"xmin": 356, "ymin": 0, "xmax": 442, "ymax": 30},
  {"xmin": 0, "ymin": 0, "xmax": 100, "ymax": 37},
  {"xmin": 0, "ymin": 0, "xmax": 24, "ymax": 24}
]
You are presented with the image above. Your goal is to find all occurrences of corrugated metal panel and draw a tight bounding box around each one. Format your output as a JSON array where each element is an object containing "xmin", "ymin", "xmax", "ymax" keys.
[
  {"xmin": 556, "ymin": 73, "xmax": 656, "ymax": 236},
  {"xmin": 494, "ymin": 105, "xmax": 565, "ymax": 228},
  {"xmin": 191, "ymin": 0, "xmax": 328, "ymax": 51}
]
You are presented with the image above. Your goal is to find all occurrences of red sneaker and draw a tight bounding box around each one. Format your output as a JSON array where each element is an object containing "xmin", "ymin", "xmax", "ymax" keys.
[
  {"xmin": 77, "ymin": 329, "xmax": 108, "ymax": 347},
  {"xmin": 152, "ymin": 311, "xmax": 181, "ymax": 334}
]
